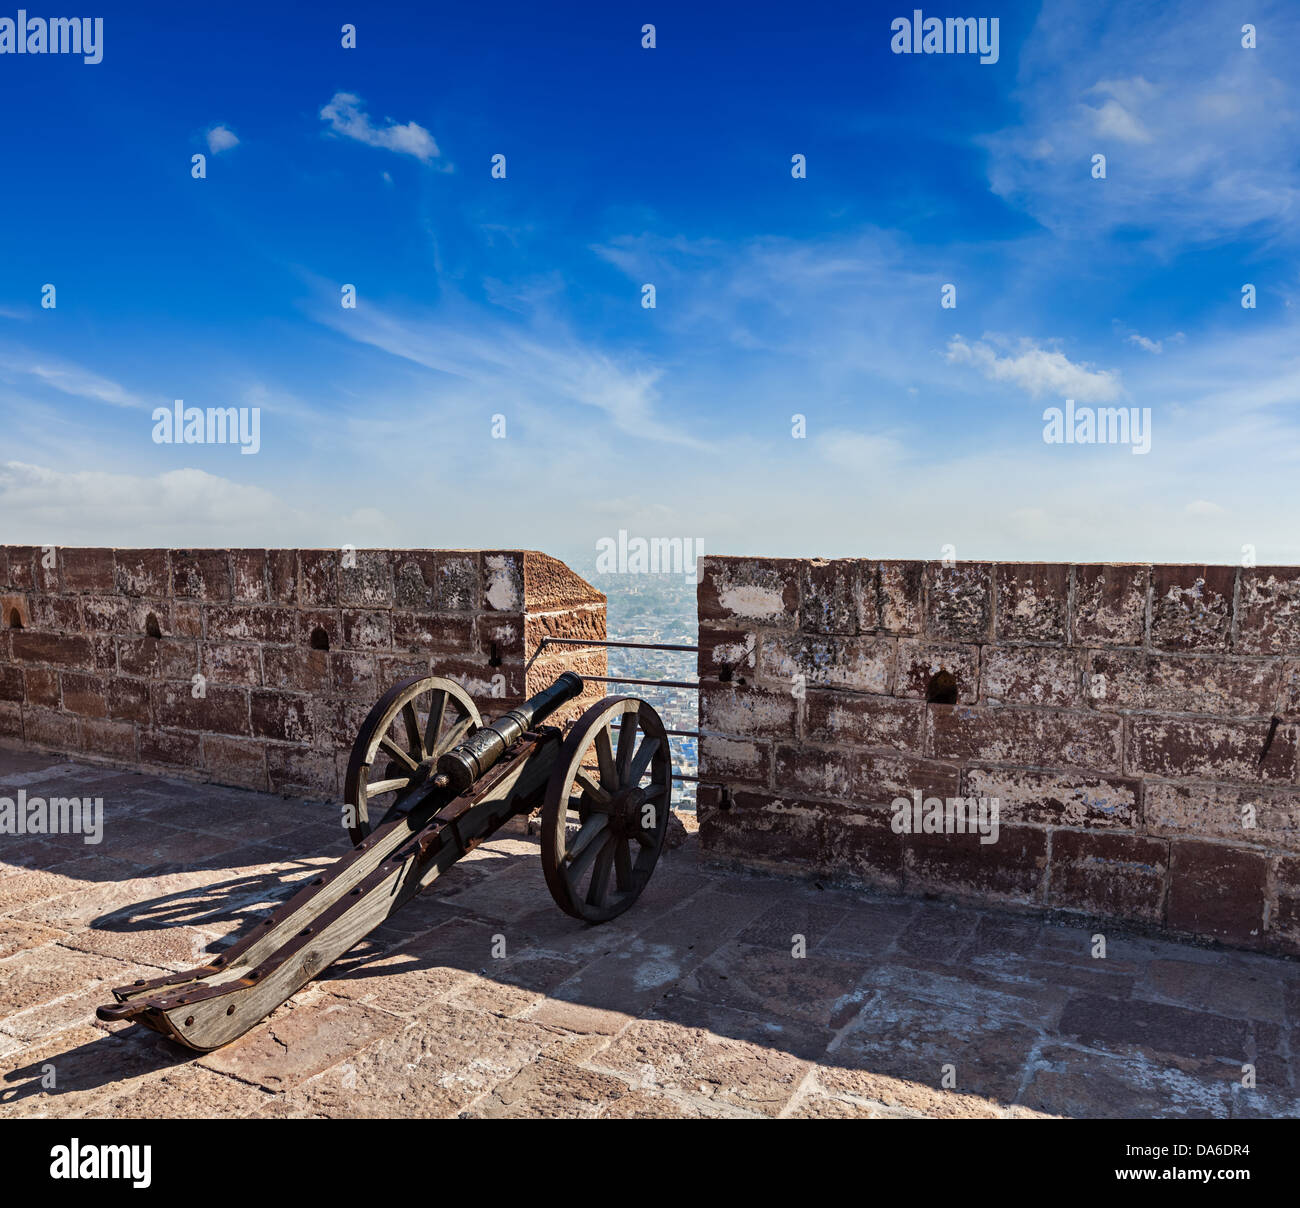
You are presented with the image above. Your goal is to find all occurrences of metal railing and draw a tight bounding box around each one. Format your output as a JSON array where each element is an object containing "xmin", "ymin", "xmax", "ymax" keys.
[{"xmin": 534, "ymin": 636, "xmax": 703, "ymax": 780}]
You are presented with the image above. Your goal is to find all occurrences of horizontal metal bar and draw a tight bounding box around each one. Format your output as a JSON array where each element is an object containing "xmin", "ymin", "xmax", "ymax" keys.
[
  {"xmin": 665, "ymin": 729, "xmax": 700, "ymax": 738},
  {"xmin": 584, "ymin": 675, "xmax": 700, "ymax": 690},
  {"xmin": 538, "ymin": 637, "xmax": 698, "ymax": 653},
  {"xmin": 671, "ymin": 774, "xmax": 701, "ymax": 782}
]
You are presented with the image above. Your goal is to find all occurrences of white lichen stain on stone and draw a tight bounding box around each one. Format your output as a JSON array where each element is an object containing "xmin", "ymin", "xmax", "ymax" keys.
[
  {"xmin": 710, "ymin": 635, "xmax": 755, "ymax": 667},
  {"xmin": 711, "ymin": 693, "xmax": 788, "ymax": 733},
  {"xmin": 484, "ymin": 555, "xmax": 521, "ymax": 611},
  {"xmin": 718, "ymin": 583, "xmax": 786, "ymax": 620},
  {"xmin": 701, "ymin": 737, "xmax": 760, "ymax": 773}
]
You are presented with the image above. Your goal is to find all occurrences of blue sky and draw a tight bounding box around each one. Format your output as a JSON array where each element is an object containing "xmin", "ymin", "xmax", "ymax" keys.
[{"xmin": 1, "ymin": 0, "xmax": 1298, "ymax": 572}]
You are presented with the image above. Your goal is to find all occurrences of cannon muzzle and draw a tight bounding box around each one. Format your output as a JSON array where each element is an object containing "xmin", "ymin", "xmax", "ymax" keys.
[{"xmin": 434, "ymin": 671, "xmax": 584, "ymax": 795}]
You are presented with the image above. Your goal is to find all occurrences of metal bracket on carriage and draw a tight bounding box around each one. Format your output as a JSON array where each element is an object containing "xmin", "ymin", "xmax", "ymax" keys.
[{"xmin": 95, "ymin": 671, "xmax": 677, "ymax": 1052}]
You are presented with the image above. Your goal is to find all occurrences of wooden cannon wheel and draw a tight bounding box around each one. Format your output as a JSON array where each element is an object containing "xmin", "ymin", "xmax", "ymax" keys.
[
  {"xmin": 343, "ymin": 675, "xmax": 480, "ymax": 845},
  {"xmin": 540, "ymin": 696, "xmax": 673, "ymax": 923}
]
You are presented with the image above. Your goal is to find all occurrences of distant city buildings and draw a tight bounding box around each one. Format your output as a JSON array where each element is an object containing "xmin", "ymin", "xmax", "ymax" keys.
[{"xmin": 589, "ymin": 573, "xmax": 699, "ymax": 808}]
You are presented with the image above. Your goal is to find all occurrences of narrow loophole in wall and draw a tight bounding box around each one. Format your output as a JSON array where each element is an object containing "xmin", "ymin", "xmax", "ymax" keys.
[
  {"xmin": 309, "ymin": 626, "xmax": 330, "ymax": 651},
  {"xmin": 925, "ymin": 669, "xmax": 958, "ymax": 705},
  {"xmin": 145, "ymin": 611, "xmax": 162, "ymax": 639},
  {"xmin": 7, "ymin": 608, "xmax": 22, "ymax": 629},
  {"xmin": 488, "ymin": 641, "xmax": 502, "ymax": 668}
]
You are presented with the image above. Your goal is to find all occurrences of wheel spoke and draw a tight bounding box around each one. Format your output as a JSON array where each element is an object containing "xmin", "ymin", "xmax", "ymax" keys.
[
  {"xmin": 614, "ymin": 838, "xmax": 633, "ymax": 891},
  {"xmin": 574, "ymin": 769, "xmax": 611, "ymax": 807},
  {"xmin": 378, "ymin": 735, "xmax": 419, "ymax": 774},
  {"xmin": 595, "ymin": 727, "xmax": 618, "ymax": 792},
  {"xmin": 434, "ymin": 714, "xmax": 475, "ymax": 757},
  {"xmin": 422, "ymin": 690, "xmax": 448, "ymax": 755},
  {"xmin": 642, "ymin": 783, "xmax": 667, "ymax": 801},
  {"xmin": 628, "ymin": 736, "xmax": 659, "ymax": 784},
  {"xmin": 401, "ymin": 702, "xmax": 424, "ymax": 760},
  {"xmin": 615, "ymin": 713, "xmax": 638, "ymax": 784},
  {"xmin": 365, "ymin": 776, "xmax": 411, "ymax": 796},
  {"xmin": 566, "ymin": 814, "xmax": 608, "ymax": 864},
  {"xmin": 586, "ymin": 838, "xmax": 616, "ymax": 907},
  {"xmin": 567, "ymin": 827, "xmax": 612, "ymax": 888}
]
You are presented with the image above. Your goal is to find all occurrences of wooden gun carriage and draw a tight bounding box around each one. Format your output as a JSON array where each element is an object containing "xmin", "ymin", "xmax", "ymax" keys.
[{"xmin": 97, "ymin": 669, "xmax": 675, "ymax": 1051}]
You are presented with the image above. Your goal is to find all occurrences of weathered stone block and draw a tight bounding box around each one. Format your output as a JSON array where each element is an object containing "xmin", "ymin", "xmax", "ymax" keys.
[
  {"xmin": 12, "ymin": 632, "xmax": 93, "ymax": 669},
  {"xmin": 760, "ymin": 632, "xmax": 894, "ymax": 694},
  {"xmin": 393, "ymin": 552, "xmax": 438, "ymax": 610},
  {"xmin": 799, "ymin": 559, "xmax": 872, "ymax": 634},
  {"xmin": 1128, "ymin": 717, "xmax": 1296, "ymax": 783},
  {"xmin": 391, "ymin": 612, "xmax": 475, "ymax": 656},
  {"xmin": 894, "ymin": 639, "xmax": 979, "ymax": 703},
  {"xmin": 1072, "ymin": 564, "xmax": 1147, "ymax": 646},
  {"xmin": 482, "ymin": 552, "xmax": 524, "ymax": 612},
  {"xmin": 697, "ymin": 736, "xmax": 770, "ymax": 786},
  {"xmin": 904, "ymin": 825, "xmax": 1047, "ymax": 905},
  {"xmin": 268, "ymin": 548, "xmax": 298, "ymax": 604},
  {"xmin": 250, "ymin": 690, "xmax": 315, "ymax": 744},
  {"xmin": 877, "ymin": 561, "xmax": 924, "ymax": 634},
  {"xmin": 1167, "ymin": 840, "xmax": 1268, "ymax": 947},
  {"xmin": 342, "ymin": 609, "xmax": 392, "ymax": 650},
  {"xmin": 171, "ymin": 550, "xmax": 231, "ymax": 601},
  {"xmin": 114, "ymin": 549, "xmax": 169, "ymax": 597},
  {"xmin": 60, "ymin": 672, "xmax": 107, "ymax": 718},
  {"xmin": 932, "ymin": 705, "xmax": 1122, "ymax": 773},
  {"xmin": 435, "ymin": 553, "xmax": 480, "ymax": 612},
  {"xmin": 820, "ymin": 808, "xmax": 903, "ymax": 889},
  {"xmin": 151, "ymin": 682, "xmax": 251, "ymax": 737},
  {"xmin": 24, "ymin": 707, "xmax": 78, "ymax": 749},
  {"xmin": 803, "ymin": 690, "xmax": 925, "ymax": 752},
  {"xmin": 205, "ymin": 606, "xmax": 296, "ymax": 644},
  {"xmin": 925, "ymin": 563, "xmax": 992, "ymax": 642},
  {"xmin": 1083, "ymin": 651, "xmax": 1278, "ymax": 716},
  {"xmin": 340, "ymin": 549, "xmax": 394, "ymax": 608},
  {"xmin": 1143, "ymin": 781, "xmax": 1300, "ymax": 850},
  {"xmin": 699, "ymin": 683, "xmax": 797, "ymax": 740},
  {"xmin": 118, "ymin": 637, "xmax": 197, "ymax": 679},
  {"xmin": 79, "ymin": 716, "xmax": 137, "ymax": 761},
  {"xmin": 698, "ymin": 788, "xmax": 825, "ymax": 869},
  {"xmin": 698, "ymin": 557, "xmax": 799, "ymax": 627},
  {"xmin": 297, "ymin": 549, "xmax": 339, "ymax": 606},
  {"xmin": 1150, "ymin": 565, "xmax": 1234, "ymax": 652},
  {"xmin": 980, "ymin": 646, "xmax": 1079, "ymax": 707},
  {"xmin": 201, "ymin": 735, "xmax": 268, "ymax": 791},
  {"xmin": 1047, "ymin": 831, "xmax": 1167, "ymax": 922},
  {"xmin": 201, "ymin": 643, "xmax": 263, "ymax": 686},
  {"xmin": 963, "ymin": 766, "xmax": 1138, "ymax": 828},
  {"xmin": 60, "ymin": 548, "xmax": 116, "ymax": 594},
  {"xmin": 230, "ymin": 549, "xmax": 268, "ymax": 602},
  {"xmin": 996, "ymin": 563, "xmax": 1068, "ymax": 642}
]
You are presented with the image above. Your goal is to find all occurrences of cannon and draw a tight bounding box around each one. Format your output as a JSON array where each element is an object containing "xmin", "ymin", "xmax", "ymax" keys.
[{"xmin": 96, "ymin": 671, "xmax": 674, "ymax": 1051}]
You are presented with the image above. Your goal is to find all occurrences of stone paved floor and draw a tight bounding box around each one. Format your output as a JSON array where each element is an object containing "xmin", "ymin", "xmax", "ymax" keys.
[{"xmin": 0, "ymin": 747, "xmax": 1297, "ymax": 1119}]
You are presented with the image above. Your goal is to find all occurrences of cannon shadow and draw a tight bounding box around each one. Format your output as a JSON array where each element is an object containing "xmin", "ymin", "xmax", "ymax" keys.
[{"xmin": 2, "ymin": 751, "xmax": 1296, "ymax": 1118}]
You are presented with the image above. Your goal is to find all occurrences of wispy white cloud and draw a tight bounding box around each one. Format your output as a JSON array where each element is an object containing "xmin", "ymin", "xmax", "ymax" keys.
[
  {"xmin": 313, "ymin": 290, "xmax": 697, "ymax": 446},
  {"xmin": 206, "ymin": 125, "xmax": 240, "ymax": 154},
  {"xmin": 0, "ymin": 462, "xmax": 298, "ymax": 545},
  {"xmin": 0, "ymin": 354, "xmax": 146, "ymax": 409},
  {"xmin": 319, "ymin": 92, "xmax": 440, "ymax": 162},
  {"xmin": 983, "ymin": 1, "xmax": 1300, "ymax": 244},
  {"xmin": 946, "ymin": 335, "xmax": 1121, "ymax": 402}
]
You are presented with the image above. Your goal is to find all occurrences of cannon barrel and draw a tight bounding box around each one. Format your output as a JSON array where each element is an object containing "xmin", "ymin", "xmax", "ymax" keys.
[{"xmin": 433, "ymin": 671, "xmax": 584, "ymax": 795}]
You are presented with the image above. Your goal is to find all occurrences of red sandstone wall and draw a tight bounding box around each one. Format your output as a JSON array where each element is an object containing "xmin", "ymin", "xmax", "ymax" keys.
[
  {"xmin": 0, "ymin": 547, "xmax": 605, "ymax": 798},
  {"xmin": 697, "ymin": 556, "xmax": 1300, "ymax": 955}
]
